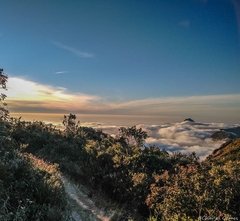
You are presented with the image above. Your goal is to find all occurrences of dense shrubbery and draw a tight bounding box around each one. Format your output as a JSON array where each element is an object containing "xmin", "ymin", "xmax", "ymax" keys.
[
  {"xmin": 0, "ymin": 69, "xmax": 69, "ymax": 221},
  {"xmin": 147, "ymin": 161, "xmax": 240, "ymax": 220},
  {"xmin": 4, "ymin": 115, "xmax": 239, "ymax": 220},
  {"xmin": 0, "ymin": 123, "xmax": 69, "ymax": 220}
]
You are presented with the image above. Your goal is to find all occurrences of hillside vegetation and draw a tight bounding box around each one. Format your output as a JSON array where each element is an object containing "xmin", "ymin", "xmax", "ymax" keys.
[
  {"xmin": 0, "ymin": 121, "xmax": 69, "ymax": 221},
  {"xmin": 0, "ymin": 115, "xmax": 239, "ymax": 221},
  {"xmin": 207, "ymin": 138, "xmax": 240, "ymax": 163},
  {"xmin": 1, "ymin": 69, "xmax": 240, "ymax": 220},
  {"xmin": 0, "ymin": 69, "xmax": 69, "ymax": 220}
]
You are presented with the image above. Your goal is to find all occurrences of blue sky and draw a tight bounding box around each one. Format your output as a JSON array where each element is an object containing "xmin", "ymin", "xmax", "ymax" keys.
[{"xmin": 1, "ymin": 0, "xmax": 240, "ymax": 123}]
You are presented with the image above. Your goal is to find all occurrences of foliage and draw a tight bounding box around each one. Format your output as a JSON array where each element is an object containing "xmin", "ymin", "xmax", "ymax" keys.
[
  {"xmin": 0, "ymin": 134, "xmax": 69, "ymax": 221},
  {"xmin": 2, "ymin": 112, "xmax": 240, "ymax": 220},
  {"xmin": 147, "ymin": 161, "xmax": 240, "ymax": 220},
  {"xmin": 0, "ymin": 68, "xmax": 8, "ymax": 120},
  {"xmin": 118, "ymin": 125, "xmax": 148, "ymax": 147},
  {"xmin": 207, "ymin": 138, "xmax": 240, "ymax": 164},
  {"xmin": 0, "ymin": 70, "xmax": 69, "ymax": 220},
  {"xmin": 63, "ymin": 113, "xmax": 79, "ymax": 136}
]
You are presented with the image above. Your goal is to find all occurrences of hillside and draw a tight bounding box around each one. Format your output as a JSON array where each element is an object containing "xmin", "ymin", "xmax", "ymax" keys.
[
  {"xmin": 207, "ymin": 138, "xmax": 240, "ymax": 163},
  {"xmin": 0, "ymin": 126, "xmax": 69, "ymax": 220},
  {"xmin": 0, "ymin": 115, "xmax": 239, "ymax": 220},
  {"xmin": 210, "ymin": 127, "xmax": 240, "ymax": 141}
]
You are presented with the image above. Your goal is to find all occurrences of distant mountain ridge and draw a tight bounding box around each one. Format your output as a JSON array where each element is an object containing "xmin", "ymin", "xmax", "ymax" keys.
[{"xmin": 211, "ymin": 126, "xmax": 240, "ymax": 141}]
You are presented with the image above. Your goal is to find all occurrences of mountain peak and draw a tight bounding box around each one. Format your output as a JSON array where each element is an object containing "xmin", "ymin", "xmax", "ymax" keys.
[{"xmin": 183, "ymin": 118, "xmax": 195, "ymax": 122}]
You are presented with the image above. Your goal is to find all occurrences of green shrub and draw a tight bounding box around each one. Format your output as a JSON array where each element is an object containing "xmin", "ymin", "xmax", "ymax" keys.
[
  {"xmin": 6, "ymin": 115, "xmax": 240, "ymax": 220},
  {"xmin": 0, "ymin": 136, "xmax": 69, "ymax": 221}
]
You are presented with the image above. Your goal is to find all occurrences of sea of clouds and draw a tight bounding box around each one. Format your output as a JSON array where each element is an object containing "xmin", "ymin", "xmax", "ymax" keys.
[
  {"xmin": 88, "ymin": 120, "xmax": 239, "ymax": 160},
  {"xmin": 141, "ymin": 121, "xmax": 228, "ymax": 159}
]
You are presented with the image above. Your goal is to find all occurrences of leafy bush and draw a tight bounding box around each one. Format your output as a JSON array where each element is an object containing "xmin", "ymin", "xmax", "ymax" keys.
[
  {"xmin": 5, "ymin": 114, "xmax": 240, "ymax": 220},
  {"xmin": 0, "ymin": 134, "xmax": 69, "ymax": 221}
]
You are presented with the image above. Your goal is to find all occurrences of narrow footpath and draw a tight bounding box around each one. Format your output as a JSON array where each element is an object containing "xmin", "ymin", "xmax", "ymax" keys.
[{"xmin": 61, "ymin": 176, "xmax": 113, "ymax": 221}]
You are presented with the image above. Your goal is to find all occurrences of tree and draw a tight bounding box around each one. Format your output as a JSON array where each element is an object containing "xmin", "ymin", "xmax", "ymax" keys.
[
  {"xmin": 62, "ymin": 113, "xmax": 79, "ymax": 136},
  {"xmin": 0, "ymin": 68, "xmax": 8, "ymax": 120},
  {"xmin": 118, "ymin": 125, "xmax": 148, "ymax": 147}
]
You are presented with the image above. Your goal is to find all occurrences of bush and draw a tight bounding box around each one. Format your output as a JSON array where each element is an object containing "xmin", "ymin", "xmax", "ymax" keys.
[
  {"xmin": 0, "ymin": 136, "xmax": 69, "ymax": 221},
  {"xmin": 5, "ymin": 115, "xmax": 240, "ymax": 220}
]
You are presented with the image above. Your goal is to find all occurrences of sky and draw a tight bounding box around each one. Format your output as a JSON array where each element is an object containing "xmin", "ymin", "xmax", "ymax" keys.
[{"xmin": 1, "ymin": 0, "xmax": 240, "ymax": 124}]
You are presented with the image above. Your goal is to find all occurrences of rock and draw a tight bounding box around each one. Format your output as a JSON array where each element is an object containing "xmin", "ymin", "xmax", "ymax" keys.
[{"xmin": 183, "ymin": 118, "xmax": 195, "ymax": 122}]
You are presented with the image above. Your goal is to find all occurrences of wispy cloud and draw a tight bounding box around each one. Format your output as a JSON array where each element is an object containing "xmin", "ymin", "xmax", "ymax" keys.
[
  {"xmin": 53, "ymin": 41, "xmax": 94, "ymax": 58},
  {"xmin": 6, "ymin": 77, "xmax": 240, "ymax": 123},
  {"xmin": 7, "ymin": 77, "xmax": 100, "ymax": 113},
  {"xmin": 55, "ymin": 71, "xmax": 69, "ymax": 75},
  {"xmin": 178, "ymin": 20, "xmax": 191, "ymax": 28}
]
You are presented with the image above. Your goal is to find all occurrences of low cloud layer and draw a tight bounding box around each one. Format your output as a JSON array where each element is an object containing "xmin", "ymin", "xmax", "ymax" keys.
[
  {"xmin": 141, "ymin": 121, "xmax": 232, "ymax": 159},
  {"xmin": 96, "ymin": 120, "xmax": 238, "ymax": 159}
]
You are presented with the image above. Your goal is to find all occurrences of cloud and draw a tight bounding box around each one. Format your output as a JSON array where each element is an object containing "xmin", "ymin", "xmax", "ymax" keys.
[
  {"xmin": 5, "ymin": 76, "xmax": 240, "ymax": 159},
  {"xmin": 53, "ymin": 41, "xmax": 94, "ymax": 58},
  {"xmin": 138, "ymin": 121, "xmax": 235, "ymax": 159},
  {"xmin": 55, "ymin": 71, "xmax": 69, "ymax": 75},
  {"xmin": 110, "ymin": 95, "xmax": 240, "ymax": 122},
  {"xmin": 6, "ymin": 77, "xmax": 100, "ymax": 113},
  {"xmin": 5, "ymin": 76, "xmax": 240, "ymax": 123},
  {"xmin": 74, "ymin": 120, "xmax": 240, "ymax": 159},
  {"xmin": 178, "ymin": 20, "xmax": 190, "ymax": 28},
  {"xmin": 72, "ymin": 120, "xmax": 238, "ymax": 159}
]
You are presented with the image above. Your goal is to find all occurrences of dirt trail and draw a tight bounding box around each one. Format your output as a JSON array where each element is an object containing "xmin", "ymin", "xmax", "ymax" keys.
[{"xmin": 61, "ymin": 176, "xmax": 113, "ymax": 221}]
